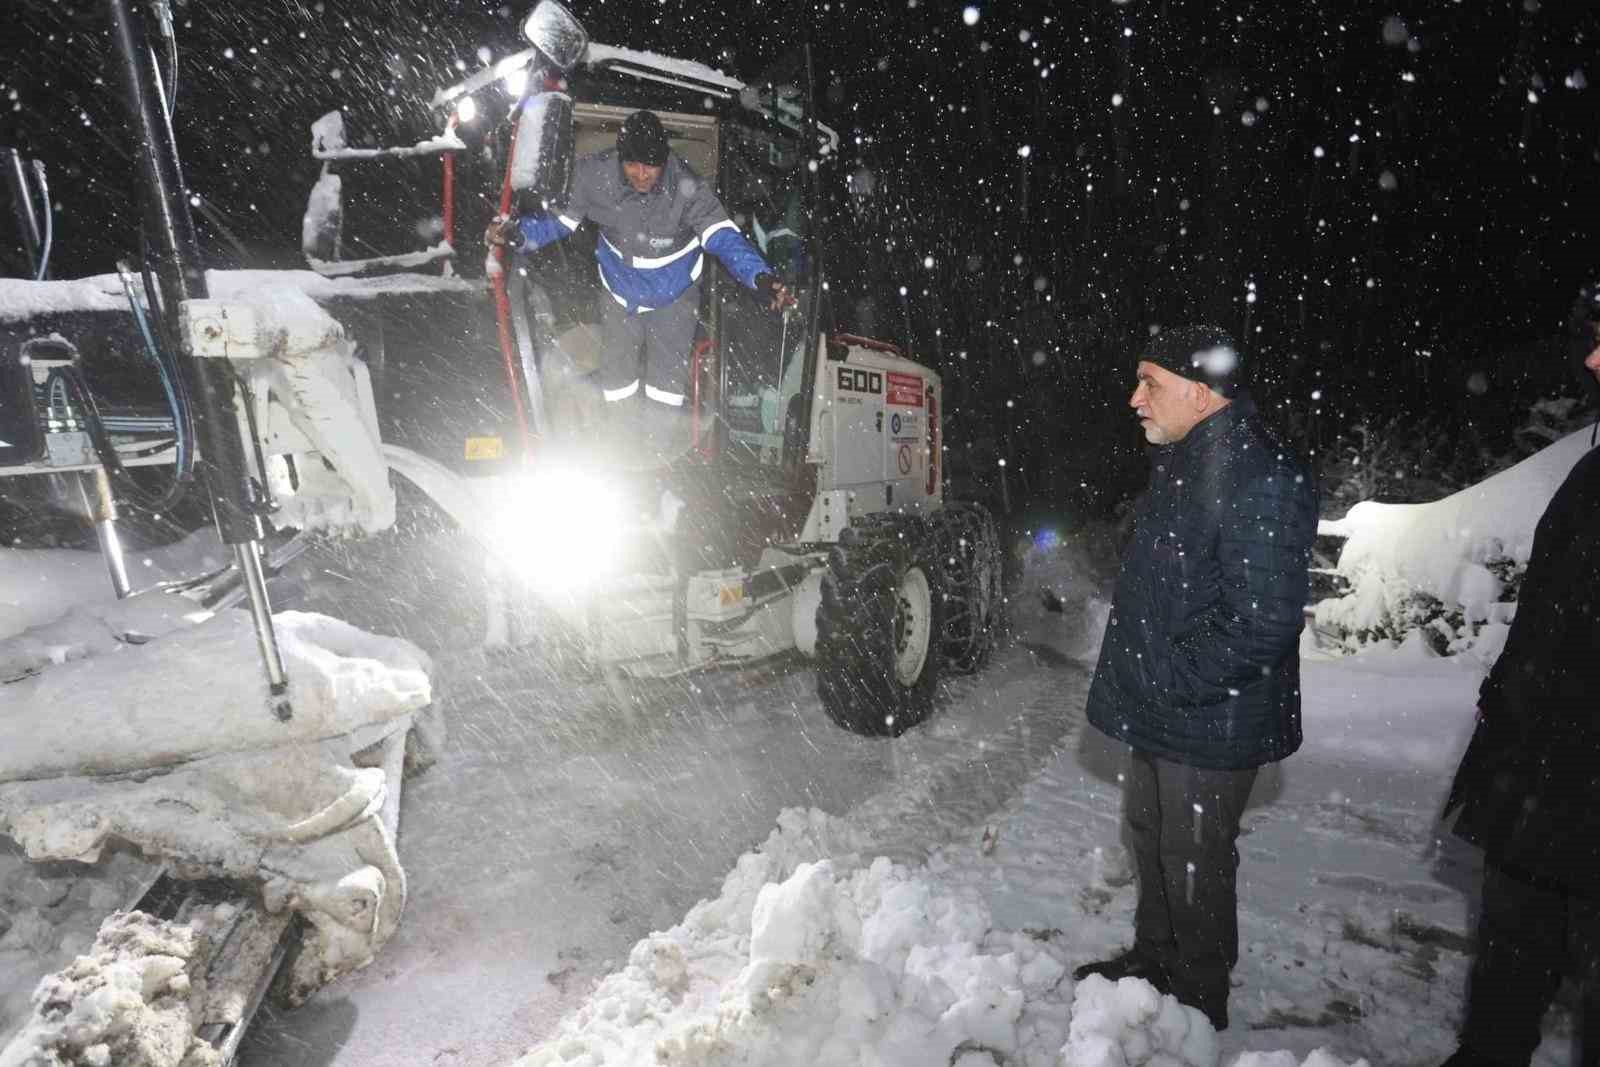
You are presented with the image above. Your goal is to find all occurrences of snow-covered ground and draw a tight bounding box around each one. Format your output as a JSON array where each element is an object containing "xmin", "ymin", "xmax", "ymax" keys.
[{"xmin": 4, "ymin": 432, "xmax": 1593, "ymax": 1066}]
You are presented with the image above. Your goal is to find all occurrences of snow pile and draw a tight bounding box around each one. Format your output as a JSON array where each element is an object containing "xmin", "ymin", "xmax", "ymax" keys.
[
  {"xmin": 0, "ymin": 590, "xmax": 207, "ymax": 684},
  {"xmin": 513, "ymin": 807, "xmax": 1078, "ymax": 1067},
  {"xmin": 1314, "ymin": 426, "xmax": 1593, "ymax": 653},
  {"xmin": 0, "ymin": 845, "xmax": 156, "ymax": 1044},
  {"xmin": 1063, "ymin": 975, "xmax": 1217, "ymax": 1067},
  {"xmin": 0, "ymin": 607, "xmax": 429, "ymax": 781},
  {"xmin": 0, "ymin": 910, "xmax": 223, "ymax": 1067},
  {"xmin": 1232, "ymin": 1051, "xmax": 1371, "ymax": 1067},
  {"xmin": 511, "ymin": 805, "xmax": 1372, "ymax": 1067}
]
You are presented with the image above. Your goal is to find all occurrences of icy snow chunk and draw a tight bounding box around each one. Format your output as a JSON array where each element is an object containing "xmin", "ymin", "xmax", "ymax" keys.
[
  {"xmin": 310, "ymin": 109, "xmax": 347, "ymax": 155},
  {"xmin": 1234, "ymin": 1050, "xmax": 1368, "ymax": 1067},
  {"xmin": 0, "ymin": 911, "xmax": 219, "ymax": 1067},
  {"xmin": 1060, "ymin": 974, "xmax": 1217, "ymax": 1067}
]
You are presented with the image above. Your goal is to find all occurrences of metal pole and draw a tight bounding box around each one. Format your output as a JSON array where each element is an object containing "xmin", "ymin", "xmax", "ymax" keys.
[
  {"xmin": 3, "ymin": 148, "xmax": 43, "ymax": 274},
  {"xmin": 77, "ymin": 469, "xmax": 132, "ymax": 599},
  {"xmin": 237, "ymin": 541, "xmax": 292, "ymax": 719},
  {"xmin": 104, "ymin": 0, "xmax": 291, "ymax": 712}
]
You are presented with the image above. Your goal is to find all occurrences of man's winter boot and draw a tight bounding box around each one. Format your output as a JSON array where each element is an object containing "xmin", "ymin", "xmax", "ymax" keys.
[{"xmin": 1071, "ymin": 947, "xmax": 1172, "ymax": 993}]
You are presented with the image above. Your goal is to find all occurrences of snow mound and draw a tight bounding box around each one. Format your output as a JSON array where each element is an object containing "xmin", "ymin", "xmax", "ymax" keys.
[
  {"xmin": 1316, "ymin": 427, "xmax": 1593, "ymax": 644},
  {"xmin": 513, "ymin": 809, "xmax": 1076, "ymax": 1067},
  {"xmin": 0, "ymin": 910, "xmax": 222, "ymax": 1067},
  {"xmin": 0, "ymin": 608, "xmax": 430, "ymax": 781},
  {"xmin": 1232, "ymin": 1050, "xmax": 1369, "ymax": 1067},
  {"xmin": 1064, "ymin": 974, "xmax": 1217, "ymax": 1067}
]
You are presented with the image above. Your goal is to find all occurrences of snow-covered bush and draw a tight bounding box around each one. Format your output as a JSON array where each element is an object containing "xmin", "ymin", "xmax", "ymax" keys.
[{"xmin": 1311, "ymin": 426, "xmax": 1592, "ymax": 658}]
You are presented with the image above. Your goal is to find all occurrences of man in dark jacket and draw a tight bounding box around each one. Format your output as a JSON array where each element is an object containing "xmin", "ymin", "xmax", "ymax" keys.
[
  {"xmin": 1438, "ymin": 284, "xmax": 1600, "ymax": 1067},
  {"xmin": 487, "ymin": 110, "xmax": 793, "ymax": 458},
  {"xmin": 1074, "ymin": 325, "xmax": 1318, "ymax": 1031}
]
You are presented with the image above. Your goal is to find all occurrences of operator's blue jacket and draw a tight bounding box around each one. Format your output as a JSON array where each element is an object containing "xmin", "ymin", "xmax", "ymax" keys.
[
  {"xmin": 1085, "ymin": 394, "xmax": 1318, "ymax": 770},
  {"xmin": 516, "ymin": 149, "xmax": 770, "ymax": 314}
]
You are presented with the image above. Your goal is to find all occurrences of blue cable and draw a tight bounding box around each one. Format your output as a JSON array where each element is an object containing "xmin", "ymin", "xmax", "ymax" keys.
[{"xmin": 117, "ymin": 263, "xmax": 191, "ymax": 478}]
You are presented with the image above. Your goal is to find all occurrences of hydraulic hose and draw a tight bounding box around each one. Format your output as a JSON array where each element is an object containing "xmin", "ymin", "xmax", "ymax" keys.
[
  {"xmin": 117, "ymin": 260, "xmax": 192, "ymax": 480},
  {"xmin": 47, "ymin": 365, "xmax": 188, "ymax": 513}
]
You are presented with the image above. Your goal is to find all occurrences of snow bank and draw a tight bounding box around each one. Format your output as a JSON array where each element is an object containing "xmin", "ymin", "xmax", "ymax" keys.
[
  {"xmin": 1064, "ymin": 975, "xmax": 1216, "ymax": 1067},
  {"xmin": 1316, "ymin": 427, "xmax": 1593, "ymax": 637},
  {"xmin": 513, "ymin": 808, "xmax": 1078, "ymax": 1067},
  {"xmin": 0, "ymin": 607, "xmax": 429, "ymax": 781},
  {"xmin": 512, "ymin": 808, "xmax": 1369, "ymax": 1067},
  {"xmin": 0, "ymin": 910, "xmax": 227, "ymax": 1067}
]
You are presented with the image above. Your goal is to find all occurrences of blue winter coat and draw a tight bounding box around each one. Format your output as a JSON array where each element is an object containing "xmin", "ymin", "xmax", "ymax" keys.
[
  {"xmin": 517, "ymin": 150, "xmax": 770, "ymax": 313},
  {"xmin": 1086, "ymin": 394, "xmax": 1318, "ymax": 770}
]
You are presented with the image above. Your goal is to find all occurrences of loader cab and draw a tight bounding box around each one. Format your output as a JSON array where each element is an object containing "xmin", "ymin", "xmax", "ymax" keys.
[{"xmin": 498, "ymin": 44, "xmax": 835, "ymax": 496}]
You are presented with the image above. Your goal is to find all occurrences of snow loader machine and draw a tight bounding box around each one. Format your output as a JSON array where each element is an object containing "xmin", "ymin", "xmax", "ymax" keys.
[
  {"xmin": 0, "ymin": 0, "xmax": 1004, "ymax": 1051},
  {"xmin": 348, "ymin": 1, "xmax": 1011, "ymax": 735}
]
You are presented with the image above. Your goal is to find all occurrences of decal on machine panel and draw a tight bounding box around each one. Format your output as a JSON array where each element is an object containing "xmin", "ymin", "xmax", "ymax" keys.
[{"xmin": 885, "ymin": 372, "xmax": 923, "ymax": 407}]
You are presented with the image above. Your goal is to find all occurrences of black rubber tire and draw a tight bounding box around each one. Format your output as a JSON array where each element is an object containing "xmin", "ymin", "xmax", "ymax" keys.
[
  {"xmin": 930, "ymin": 501, "xmax": 1005, "ymax": 674},
  {"xmin": 814, "ymin": 517, "xmax": 944, "ymax": 737}
]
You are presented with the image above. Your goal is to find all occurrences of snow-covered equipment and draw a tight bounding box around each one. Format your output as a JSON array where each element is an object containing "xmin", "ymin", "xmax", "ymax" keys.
[{"xmin": 0, "ymin": 0, "xmax": 448, "ymax": 1057}]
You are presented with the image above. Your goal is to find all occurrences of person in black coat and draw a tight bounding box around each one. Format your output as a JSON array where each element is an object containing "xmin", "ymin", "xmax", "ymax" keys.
[
  {"xmin": 1074, "ymin": 325, "xmax": 1318, "ymax": 1031},
  {"xmin": 1439, "ymin": 284, "xmax": 1600, "ymax": 1067}
]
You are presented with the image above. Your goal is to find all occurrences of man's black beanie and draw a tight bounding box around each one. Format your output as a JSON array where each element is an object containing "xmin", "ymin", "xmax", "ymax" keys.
[
  {"xmin": 1141, "ymin": 324, "xmax": 1246, "ymax": 398},
  {"xmin": 617, "ymin": 110, "xmax": 670, "ymax": 166}
]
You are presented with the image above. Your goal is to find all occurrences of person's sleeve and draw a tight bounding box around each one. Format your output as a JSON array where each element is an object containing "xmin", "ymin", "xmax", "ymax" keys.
[
  {"xmin": 682, "ymin": 182, "xmax": 770, "ymax": 289},
  {"xmin": 1168, "ymin": 467, "xmax": 1317, "ymax": 699},
  {"xmin": 515, "ymin": 156, "xmax": 595, "ymax": 251},
  {"xmin": 515, "ymin": 211, "xmax": 581, "ymax": 251}
]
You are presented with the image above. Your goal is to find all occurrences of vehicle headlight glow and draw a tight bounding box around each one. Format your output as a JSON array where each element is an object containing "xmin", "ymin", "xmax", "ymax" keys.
[
  {"xmin": 489, "ymin": 468, "xmax": 628, "ymax": 594},
  {"xmin": 456, "ymin": 95, "xmax": 478, "ymax": 123}
]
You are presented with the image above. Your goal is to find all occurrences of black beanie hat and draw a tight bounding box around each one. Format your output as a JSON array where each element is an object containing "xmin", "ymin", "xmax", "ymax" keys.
[
  {"xmin": 617, "ymin": 110, "xmax": 669, "ymax": 166},
  {"xmin": 1141, "ymin": 324, "xmax": 1245, "ymax": 398}
]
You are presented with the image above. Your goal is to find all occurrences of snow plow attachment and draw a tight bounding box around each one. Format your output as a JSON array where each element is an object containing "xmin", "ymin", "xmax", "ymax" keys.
[{"xmin": 0, "ymin": 596, "xmax": 440, "ymax": 1063}]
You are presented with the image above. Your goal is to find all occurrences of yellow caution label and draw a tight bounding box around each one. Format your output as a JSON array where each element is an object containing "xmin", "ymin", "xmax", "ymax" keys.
[
  {"xmin": 719, "ymin": 584, "xmax": 744, "ymax": 607},
  {"xmin": 464, "ymin": 436, "xmax": 505, "ymax": 461}
]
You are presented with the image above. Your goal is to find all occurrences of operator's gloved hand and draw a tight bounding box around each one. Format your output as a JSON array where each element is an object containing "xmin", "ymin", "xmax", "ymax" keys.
[
  {"xmin": 484, "ymin": 216, "xmax": 524, "ymax": 250},
  {"xmin": 755, "ymin": 272, "xmax": 797, "ymax": 314}
]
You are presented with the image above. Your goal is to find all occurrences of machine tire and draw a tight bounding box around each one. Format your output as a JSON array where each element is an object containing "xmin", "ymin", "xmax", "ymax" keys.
[
  {"xmin": 814, "ymin": 517, "xmax": 944, "ymax": 736},
  {"xmin": 930, "ymin": 501, "xmax": 1005, "ymax": 674}
]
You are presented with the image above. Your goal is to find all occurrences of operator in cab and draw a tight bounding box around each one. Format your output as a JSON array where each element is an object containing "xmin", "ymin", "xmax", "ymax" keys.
[{"xmin": 486, "ymin": 109, "xmax": 796, "ymax": 462}]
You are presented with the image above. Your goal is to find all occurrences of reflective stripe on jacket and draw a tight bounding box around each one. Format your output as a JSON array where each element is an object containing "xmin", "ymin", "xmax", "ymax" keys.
[{"xmin": 517, "ymin": 150, "xmax": 769, "ymax": 313}]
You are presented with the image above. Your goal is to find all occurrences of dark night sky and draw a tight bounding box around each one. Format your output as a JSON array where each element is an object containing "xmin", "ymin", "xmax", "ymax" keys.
[{"xmin": 2, "ymin": 0, "xmax": 1597, "ymax": 504}]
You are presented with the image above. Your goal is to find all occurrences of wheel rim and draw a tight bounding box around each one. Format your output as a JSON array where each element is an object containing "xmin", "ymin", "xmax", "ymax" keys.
[{"xmin": 894, "ymin": 566, "xmax": 933, "ymax": 687}]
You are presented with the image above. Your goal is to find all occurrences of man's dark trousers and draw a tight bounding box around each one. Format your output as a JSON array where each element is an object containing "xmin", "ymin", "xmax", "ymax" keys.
[
  {"xmin": 1460, "ymin": 862, "xmax": 1600, "ymax": 1067},
  {"xmin": 1125, "ymin": 749, "xmax": 1258, "ymax": 1024}
]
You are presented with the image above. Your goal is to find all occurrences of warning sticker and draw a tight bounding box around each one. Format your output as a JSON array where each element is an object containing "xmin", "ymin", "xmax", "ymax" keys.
[
  {"xmin": 464, "ymin": 435, "xmax": 505, "ymax": 461},
  {"xmin": 885, "ymin": 372, "xmax": 923, "ymax": 407},
  {"xmin": 896, "ymin": 444, "xmax": 914, "ymax": 475}
]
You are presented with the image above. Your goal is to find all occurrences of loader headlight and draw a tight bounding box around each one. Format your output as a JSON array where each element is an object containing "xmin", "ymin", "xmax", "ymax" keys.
[{"xmin": 490, "ymin": 468, "xmax": 626, "ymax": 592}]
